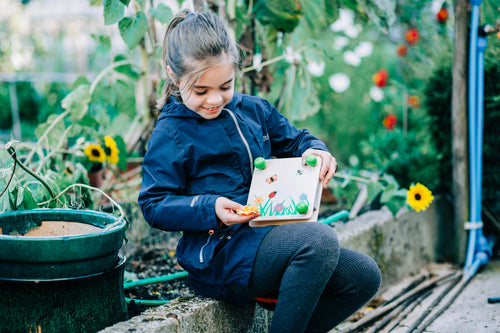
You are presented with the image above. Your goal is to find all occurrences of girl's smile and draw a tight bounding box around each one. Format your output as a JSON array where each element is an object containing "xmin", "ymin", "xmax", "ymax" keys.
[{"xmin": 178, "ymin": 56, "xmax": 235, "ymax": 120}]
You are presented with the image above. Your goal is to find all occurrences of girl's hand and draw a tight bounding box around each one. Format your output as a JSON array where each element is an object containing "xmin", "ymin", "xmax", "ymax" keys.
[
  {"xmin": 302, "ymin": 148, "xmax": 338, "ymax": 188},
  {"xmin": 215, "ymin": 197, "xmax": 260, "ymax": 226}
]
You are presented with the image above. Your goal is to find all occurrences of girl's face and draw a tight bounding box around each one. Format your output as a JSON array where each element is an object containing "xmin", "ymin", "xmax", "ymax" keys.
[{"xmin": 179, "ymin": 58, "xmax": 235, "ymax": 120}]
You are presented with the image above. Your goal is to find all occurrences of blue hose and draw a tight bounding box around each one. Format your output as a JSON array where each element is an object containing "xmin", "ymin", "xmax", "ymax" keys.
[
  {"xmin": 319, "ymin": 210, "xmax": 350, "ymax": 224},
  {"xmin": 464, "ymin": 0, "xmax": 497, "ymax": 280}
]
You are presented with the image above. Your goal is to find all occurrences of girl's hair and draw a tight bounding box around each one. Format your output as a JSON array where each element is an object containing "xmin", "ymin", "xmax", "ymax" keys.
[{"xmin": 159, "ymin": 9, "xmax": 241, "ymax": 107}]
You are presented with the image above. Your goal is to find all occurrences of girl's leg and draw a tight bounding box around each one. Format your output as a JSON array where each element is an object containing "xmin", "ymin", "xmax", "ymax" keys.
[
  {"xmin": 248, "ymin": 223, "xmax": 381, "ymax": 333},
  {"xmin": 247, "ymin": 222, "xmax": 340, "ymax": 333},
  {"xmin": 305, "ymin": 247, "xmax": 382, "ymax": 332}
]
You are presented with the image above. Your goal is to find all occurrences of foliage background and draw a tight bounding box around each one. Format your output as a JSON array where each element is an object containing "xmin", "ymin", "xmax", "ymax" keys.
[{"xmin": 0, "ymin": 0, "xmax": 499, "ymax": 220}]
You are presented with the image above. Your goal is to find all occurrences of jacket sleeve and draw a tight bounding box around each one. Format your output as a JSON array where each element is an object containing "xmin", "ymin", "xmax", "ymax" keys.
[
  {"xmin": 262, "ymin": 99, "xmax": 329, "ymax": 157},
  {"xmin": 138, "ymin": 126, "xmax": 222, "ymax": 232}
]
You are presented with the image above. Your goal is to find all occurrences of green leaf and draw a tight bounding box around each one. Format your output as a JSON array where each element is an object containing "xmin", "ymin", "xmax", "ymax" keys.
[
  {"xmin": 118, "ymin": 11, "xmax": 148, "ymax": 50},
  {"xmin": 114, "ymin": 135, "xmax": 128, "ymax": 171},
  {"xmin": 356, "ymin": 0, "xmax": 397, "ymax": 33},
  {"xmin": 380, "ymin": 183, "xmax": 397, "ymax": 203},
  {"xmin": 113, "ymin": 55, "xmax": 140, "ymax": 80},
  {"xmin": 72, "ymin": 76, "xmax": 91, "ymax": 89},
  {"xmin": 366, "ymin": 181, "xmax": 384, "ymax": 204},
  {"xmin": 324, "ymin": 0, "xmax": 340, "ymax": 22},
  {"xmin": 119, "ymin": 0, "xmax": 130, "ymax": 6},
  {"xmin": 254, "ymin": 0, "xmax": 303, "ymax": 33},
  {"xmin": 91, "ymin": 33, "xmax": 111, "ymax": 50},
  {"xmin": 104, "ymin": 0, "xmax": 126, "ymax": 25},
  {"xmin": 20, "ymin": 186, "xmax": 39, "ymax": 209},
  {"xmin": 113, "ymin": 80, "xmax": 136, "ymax": 117},
  {"xmin": 77, "ymin": 114, "xmax": 100, "ymax": 129},
  {"xmin": 384, "ymin": 194, "xmax": 406, "ymax": 217},
  {"xmin": 280, "ymin": 65, "xmax": 320, "ymax": 122},
  {"xmin": 382, "ymin": 173, "xmax": 399, "ymax": 187},
  {"xmin": 34, "ymin": 114, "xmax": 66, "ymax": 148},
  {"xmin": 61, "ymin": 84, "xmax": 91, "ymax": 120},
  {"xmin": 149, "ymin": 3, "xmax": 173, "ymax": 24}
]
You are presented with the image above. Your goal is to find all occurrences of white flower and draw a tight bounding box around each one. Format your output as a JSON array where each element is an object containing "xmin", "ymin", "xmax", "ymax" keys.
[
  {"xmin": 330, "ymin": 9, "xmax": 360, "ymax": 38},
  {"xmin": 284, "ymin": 46, "xmax": 302, "ymax": 63},
  {"xmin": 343, "ymin": 51, "xmax": 361, "ymax": 66},
  {"xmin": 253, "ymin": 53, "xmax": 262, "ymax": 72},
  {"xmin": 329, "ymin": 73, "xmax": 350, "ymax": 93},
  {"xmin": 344, "ymin": 24, "xmax": 360, "ymax": 39},
  {"xmin": 355, "ymin": 42, "xmax": 373, "ymax": 58},
  {"xmin": 369, "ymin": 86, "xmax": 384, "ymax": 102},
  {"xmin": 307, "ymin": 61, "xmax": 325, "ymax": 77},
  {"xmin": 330, "ymin": 9, "xmax": 354, "ymax": 33},
  {"xmin": 333, "ymin": 36, "xmax": 349, "ymax": 50}
]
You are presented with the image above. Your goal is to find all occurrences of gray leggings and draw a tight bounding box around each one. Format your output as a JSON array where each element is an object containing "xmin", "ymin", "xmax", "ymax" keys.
[{"xmin": 247, "ymin": 222, "xmax": 381, "ymax": 333}]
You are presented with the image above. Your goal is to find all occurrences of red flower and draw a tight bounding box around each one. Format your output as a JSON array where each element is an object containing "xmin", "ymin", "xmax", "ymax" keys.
[
  {"xmin": 396, "ymin": 44, "xmax": 408, "ymax": 57},
  {"xmin": 436, "ymin": 8, "xmax": 448, "ymax": 23},
  {"xmin": 405, "ymin": 28, "xmax": 420, "ymax": 45},
  {"xmin": 408, "ymin": 95, "xmax": 421, "ymax": 108},
  {"xmin": 372, "ymin": 69, "xmax": 389, "ymax": 88},
  {"xmin": 383, "ymin": 114, "xmax": 397, "ymax": 131}
]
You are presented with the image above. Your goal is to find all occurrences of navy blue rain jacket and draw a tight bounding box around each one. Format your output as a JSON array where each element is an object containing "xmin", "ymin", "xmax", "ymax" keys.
[{"xmin": 138, "ymin": 92, "xmax": 329, "ymax": 304}]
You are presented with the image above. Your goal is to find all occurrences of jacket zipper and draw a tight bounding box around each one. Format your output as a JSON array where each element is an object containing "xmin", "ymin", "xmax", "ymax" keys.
[
  {"xmin": 199, "ymin": 230, "xmax": 214, "ymax": 264},
  {"xmin": 224, "ymin": 108, "xmax": 254, "ymax": 174}
]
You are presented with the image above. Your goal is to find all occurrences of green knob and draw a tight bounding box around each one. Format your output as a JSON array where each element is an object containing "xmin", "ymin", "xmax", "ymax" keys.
[
  {"xmin": 254, "ymin": 157, "xmax": 266, "ymax": 170},
  {"xmin": 305, "ymin": 154, "xmax": 317, "ymax": 167},
  {"xmin": 296, "ymin": 202, "xmax": 308, "ymax": 214}
]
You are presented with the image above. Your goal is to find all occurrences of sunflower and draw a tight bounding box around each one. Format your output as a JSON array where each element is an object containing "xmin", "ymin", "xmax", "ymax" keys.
[
  {"xmin": 103, "ymin": 136, "xmax": 119, "ymax": 165},
  {"xmin": 84, "ymin": 144, "xmax": 106, "ymax": 163},
  {"xmin": 407, "ymin": 183, "xmax": 434, "ymax": 212}
]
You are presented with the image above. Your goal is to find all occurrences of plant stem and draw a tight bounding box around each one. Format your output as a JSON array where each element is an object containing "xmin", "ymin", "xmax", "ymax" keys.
[
  {"xmin": 7, "ymin": 144, "xmax": 57, "ymax": 200},
  {"xmin": 24, "ymin": 110, "xmax": 70, "ymax": 165},
  {"xmin": 333, "ymin": 173, "xmax": 374, "ymax": 185},
  {"xmin": 89, "ymin": 60, "xmax": 140, "ymax": 95}
]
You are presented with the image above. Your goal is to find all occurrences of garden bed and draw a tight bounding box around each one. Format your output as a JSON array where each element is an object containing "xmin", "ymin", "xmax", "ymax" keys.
[{"xmin": 122, "ymin": 229, "xmax": 192, "ymax": 318}]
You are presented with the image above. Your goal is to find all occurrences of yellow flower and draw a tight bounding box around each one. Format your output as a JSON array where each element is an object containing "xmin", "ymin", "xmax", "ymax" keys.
[
  {"xmin": 84, "ymin": 144, "xmax": 106, "ymax": 163},
  {"xmin": 236, "ymin": 205, "xmax": 259, "ymax": 215},
  {"xmin": 103, "ymin": 136, "xmax": 119, "ymax": 165},
  {"xmin": 407, "ymin": 183, "xmax": 434, "ymax": 212},
  {"xmin": 253, "ymin": 196, "xmax": 264, "ymax": 205}
]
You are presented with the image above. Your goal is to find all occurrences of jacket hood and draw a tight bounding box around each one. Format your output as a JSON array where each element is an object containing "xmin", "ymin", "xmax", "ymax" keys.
[{"xmin": 161, "ymin": 93, "xmax": 244, "ymax": 119}]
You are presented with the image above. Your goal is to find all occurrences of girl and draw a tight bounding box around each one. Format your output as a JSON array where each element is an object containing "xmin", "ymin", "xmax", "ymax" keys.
[{"xmin": 138, "ymin": 9, "xmax": 381, "ymax": 333}]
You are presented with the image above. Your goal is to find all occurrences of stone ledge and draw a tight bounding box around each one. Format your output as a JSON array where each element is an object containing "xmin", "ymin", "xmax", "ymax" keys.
[{"xmin": 101, "ymin": 197, "xmax": 451, "ymax": 333}]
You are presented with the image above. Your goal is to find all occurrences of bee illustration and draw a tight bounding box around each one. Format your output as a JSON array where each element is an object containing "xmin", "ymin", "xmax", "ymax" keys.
[
  {"xmin": 266, "ymin": 174, "xmax": 278, "ymax": 184},
  {"xmin": 268, "ymin": 191, "xmax": 277, "ymax": 199},
  {"xmin": 296, "ymin": 169, "xmax": 304, "ymax": 176}
]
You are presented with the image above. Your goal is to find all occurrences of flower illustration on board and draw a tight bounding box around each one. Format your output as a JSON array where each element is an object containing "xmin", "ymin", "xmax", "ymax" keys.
[
  {"xmin": 253, "ymin": 196, "xmax": 264, "ymax": 206},
  {"xmin": 275, "ymin": 203, "xmax": 284, "ymax": 214},
  {"xmin": 407, "ymin": 183, "xmax": 434, "ymax": 212},
  {"xmin": 299, "ymin": 193, "xmax": 308, "ymax": 202}
]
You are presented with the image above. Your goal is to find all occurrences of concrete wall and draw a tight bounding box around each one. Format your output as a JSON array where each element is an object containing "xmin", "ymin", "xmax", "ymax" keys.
[{"xmin": 100, "ymin": 198, "xmax": 452, "ymax": 333}]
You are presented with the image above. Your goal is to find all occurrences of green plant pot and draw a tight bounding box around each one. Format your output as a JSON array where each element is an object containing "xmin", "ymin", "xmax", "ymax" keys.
[
  {"xmin": 0, "ymin": 208, "xmax": 126, "ymax": 280},
  {"xmin": 0, "ymin": 208, "xmax": 128, "ymax": 332}
]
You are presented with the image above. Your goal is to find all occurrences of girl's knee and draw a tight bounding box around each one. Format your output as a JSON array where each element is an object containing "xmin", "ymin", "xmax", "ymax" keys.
[{"xmin": 357, "ymin": 253, "xmax": 382, "ymax": 298}]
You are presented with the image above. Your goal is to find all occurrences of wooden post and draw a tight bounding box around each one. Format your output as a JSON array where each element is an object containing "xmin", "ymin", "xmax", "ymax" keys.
[{"xmin": 451, "ymin": 0, "xmax": 470, "ymax": 264}]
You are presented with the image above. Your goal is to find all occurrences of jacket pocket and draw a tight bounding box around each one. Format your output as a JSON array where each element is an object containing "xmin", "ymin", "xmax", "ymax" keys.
[{"xmin": 177, "ymin": 231, "xmax": 223, "ymax": 270}]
